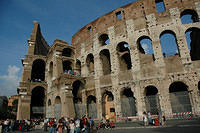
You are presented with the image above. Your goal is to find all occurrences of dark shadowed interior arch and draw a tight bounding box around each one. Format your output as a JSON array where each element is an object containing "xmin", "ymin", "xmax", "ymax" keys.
[
  {"xmin": 102, "ymin": 91, "xmax": 115, "ymax": 119},
  {"xmin": 121, "ymin": 88, "xmax": 137, "ymax": 117},
  {"xmin": 145, "ymin": 86, "xmax": 160, "ymax": 114},
  {"xmin": 99, "ymin": 34, "xmax": 110, "ymax": 46},
  {"xmin": 86, "ymin": 54, "xmax": 94, "ymax": 74},
  {"xmin": 100, "ymin": 49, "xmax": 111, "ymax": 75},
  {"xmin": 117, "ymin": 42, "xmax": 132, "ymax": 70},
  {"xmin": 75, "ymin": 59, "xmax": 81, "ymax": 75},
  {"xmin": 62, "ymin": 48, "xmax": 73, "ymax": 57},
  {"xmin": 169, "ymin": 81, "xmax": 192, "ymax": 113},
  {"xmin": 31, "ymin": 86, "xmax": 45, "ymax": 118},
  {"xmin": 63, "ymin": 60, "xmax": 72, "ymax": 72},
  {"xmin": 31, "ymin": 59, "xmax": 46, "ymax": 81},
  {"xmin": 87, "ymin": 95, "xmax": 97, "ymax": 118},
  {"xmin": 185, "ymin": 27, "xmax": 200, "ymax": 61}
]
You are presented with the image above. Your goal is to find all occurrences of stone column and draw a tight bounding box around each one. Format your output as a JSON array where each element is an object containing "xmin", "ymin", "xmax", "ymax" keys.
[
  {"xmin": 62, "ymin": 91, "xmax": 75, "ymax": 118},
  {"xmin": 113, "ymin": 88, "xmax": 122, "ymax": 119},
  {"xmin": 17, "ymin": 95, "xmax": 31, "ymax": 120}
]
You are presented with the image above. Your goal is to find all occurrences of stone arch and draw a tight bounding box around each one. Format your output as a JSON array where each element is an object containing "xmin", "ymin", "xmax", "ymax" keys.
[
  {"xmin": 116, "ymin": 42, "xmax": 132, "ymax": 71},
  {"xmin": 49, "ymin": 61, "xmax": 53, "ymax": 79},
  {"xmin": 160, "ymin": 30, "xmax": 179, "ymax": 57},
  {"xmin": 54, "ymin": 96, "xmax": 61, "ymax": 120},
  {"xmin": 99, "ymin": 34, "xmax": 110, "ymax": 46},
  {"xmin": 99, "ymin": 49, "xmax": 111, "ymax": 75},
  {"xmin": 63, "ymin": 60, "xmax": 72, "ymax": 73},
  {"xmin": 31, "ymin": 59, "xmax": 46, "ymax": 81},
  {"xmin": 47, "ymin": 99, "xmax": 52, "ymax": 118},
  {"xmin": 102, "ymin": 90, "xmax": 115, "ymax": 119},
  {"xmin": 120, "ymin": 87, "xmax": 137, "ymax": 117},
  {"xmin": 185, "ymin": 27, "xmax": 200, "ymax": 61},
  {"xmin": 155, "ymin": 0, "xmax": 166, "ymax": 13},
  {"xmin": 62, "ymin": 48, "xmax": 74, "ymax": 57},
  {"xmin": 86, "ymin": 53, "xmax": 94, "ymax": 74},
  {"xmin": 87, "ymin": 95, "xmax": 97, "ymax": 118},
  {"xmin": 75, "ymin": 59, "xmax": 81, "ymax": 76},
  {"xmin": 31, "ymin": 86, "xmax": 45, "ymax": 118},
  {"xmin": 180, "ymin": 9, "xmax": 199, "ymax": 24},
  {"xmin": 144, "ymin": 85, "xmax": 160, "ymax": 114},
  {"xmin": 169, "ymin": 81, "xmax": 192, "ymax": 113},
  {"xmin": 72, "ymin": 80, "xmax": 85, "ymax": 118}
]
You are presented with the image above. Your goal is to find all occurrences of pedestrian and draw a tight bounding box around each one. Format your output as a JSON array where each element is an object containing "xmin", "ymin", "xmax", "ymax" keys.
[
  {"xmin": 75, "ymin": 118, "xmax": 80, "ymax": 133},
  {"xmin": 69, "ymin": 120, "xmax": 75, "ymax": 133},
  {"xmin": 143, "ymin": 111, "xmax": 148, "ymax": 126},
  {"xmin": 162, "ymin": 115, "xmax": 166, "ymax": 126},
  {"xmin": 48, "ymin": 118, "xmax": 55, "ymax": 133},
  {"xmin": 147, "ymin": 111, "xmax": 153, "ymax": 125},
  {"xmin": 89, "ymin": 117, "xmax": 94, "ymax": 133},
  {"xmin": 57, "ymin": 119, "xmax": 63, "ymax": 133},
  {"xmin": 44, "ymin": 118, "xmax": 48, "ymax": 131}
]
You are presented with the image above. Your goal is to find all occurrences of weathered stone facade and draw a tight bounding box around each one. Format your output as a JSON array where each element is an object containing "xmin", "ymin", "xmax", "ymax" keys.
[{"xmin": 17, "ymin": 0, "xmax": 200, "ymax": 120}]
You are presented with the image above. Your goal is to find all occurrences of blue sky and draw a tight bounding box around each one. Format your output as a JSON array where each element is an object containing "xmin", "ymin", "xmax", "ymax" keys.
[{"xmin": 0, "ymin": 0, "xmax": 137, "ymax": 96}]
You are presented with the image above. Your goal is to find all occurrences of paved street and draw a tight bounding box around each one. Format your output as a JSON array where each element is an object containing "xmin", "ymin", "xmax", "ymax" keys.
[{"xmin": 12, "ymin": 119, "xmax": 200, "ymax": 133}]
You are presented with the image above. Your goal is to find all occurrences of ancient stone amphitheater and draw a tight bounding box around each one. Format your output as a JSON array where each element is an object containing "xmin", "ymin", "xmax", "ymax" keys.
[{"xmin": 17, "ymin": 0, "xmax": 200, "ymax": 121}]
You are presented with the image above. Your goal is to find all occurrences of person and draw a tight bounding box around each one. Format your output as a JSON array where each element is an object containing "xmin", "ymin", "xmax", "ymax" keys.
[
  {"xmin": 48, "ymin": 118, "xmax": 55, "ymax": 133},
  {"xmin": 69, "ymin": 120, "xmax": 75, "ymax": 133},
  {"xmin": 57, "ymin": 119, "xmax": 63, "ymax": 133},
  {"xmin": 162, "ymin": 115, "xmax": 166, "ymax": 126},
  {"xmin": 89, "ymin": 117, "xmax": 94, "ymax": 133},
  {"xmin": 143, "ymin": 112, "xmax": 148, "ymax": 126},
  {"xmin": 75, "ymin": 118, "xmax": 80, "ymax": 133},
  {"xmin": 3, "ymin": 119, "xmax": 9, "ymax": 133},
  {"xmin": 147, "ymin": 111, "xmax": 153, "ymax": 125},
  {"xmin": 44, "ymin": 118, "xmax": 48, "ymax": 131}
]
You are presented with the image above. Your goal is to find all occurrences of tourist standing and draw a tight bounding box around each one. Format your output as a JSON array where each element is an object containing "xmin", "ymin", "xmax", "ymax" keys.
[
  {"xmin": 75, "ymin": 118, "xmax": 80, "ymax": 133},
  {"xmin": 143, "ymin": 112, "xmax": 148, "ymax": 126},
  {"xmin": 69, "ymin": 120, "xmax": 75, "ymax": 133},
  {"xmin": 57, "ymin": 119, "xmax": 63, "ymax": 133}
]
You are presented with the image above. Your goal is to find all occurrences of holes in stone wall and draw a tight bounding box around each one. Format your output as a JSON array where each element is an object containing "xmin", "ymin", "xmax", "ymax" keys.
[
  {"xmin": 75, "ymin": 59, "xmax": 81, "ymax": 75},
  {"xmin": 155, "ymin": 0, "xmax": 166, "ymax": 13},
  {"xmin": 72, "ymin": 80, "xmax": 84, "ymax": 104},
  {"xmin": 99, "ymin": 34, "xmax": 110, "ymax": 46},
  {"xmin": 88, "ymin": 26, "xmax": 92, "ymax": 34},
  {"xmin": 49, "ymin": 61, "xmax": 53, "ymax": 78},
  {"xmin": 181, "ymin": 9, "xmax": 199, "ymax": 24},
  {"xmin": 31, "ymin": 59, "xmax": 46, "ymax": 81},
  {"xmin": 160, "ymin": 30, "xmax": 179, "ymax": 57},
  {"xmin": 62, "ymin": 48, "xmax": 72, "ymax": 57},
  {"xmin": 116, "ymin": 11, "xmax": 122, "ymax": 20},
  {"xmin": 185, "ymin": 27, "xmax": 200, "ymax": 61}
]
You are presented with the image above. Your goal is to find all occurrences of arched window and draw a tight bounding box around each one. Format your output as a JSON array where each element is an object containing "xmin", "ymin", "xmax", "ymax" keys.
[
  {"xmin": 49, "ymin": 61, "xmax": 53, "ymax": 78},
  {"xmin": 137, "ymin": 36, "xmax": 154, "ymax": 55},
  {"xmin": 99, "ymin": 49, "xmax": 111, "ymax": 75},
  {"xmin": 117, "ymin": 42, "xmax": 132, "ymax": 71},
  {"xmin": 62, "ymin": 48, "xmax": 73, "ymax": 57},
  {"xmin": 185, "ymin": 27, "xmax": 200, "ymax": 61},
  {"xmin": 31, "ymin": 59, "xmax": 46, "ymax": 81},
  {"xmin": 86, "ymin": 54, "xmax": 94, "ymax": 74},
  {"xmin": 75, "ymin": 59, "xmax": 81, "ymax": 75},
  {"xmin": 102, "ymin": 91, "xmax": 115, "ymax": 118},
  {"xmin": 155, "ymin": 0, "xmax": 166, "ymax": 13},
  {"xmin": 54, "ymin": 96, "xmax": 61, "ymax": 120},
  {"xmin": 63, "ymin": 60, "xmax": 72, "ymax": 73},
  {"xmin": 87, "ymin": 95, "xmax": 97, "ymax": 118},
  {"xmin": 99, "ymin": 34, "xmax": 110, "ymax": 46},
  {"xmin": 145, "ymin": 86, "xmax": 160, "ymax": 114},
  {"xmin": 181, "ymin": 9, "xmax": 199, "ymax": 24},
  {"xmin": 160, "ymin": 30, "xmax": 179, "ymax": 57},
  {"xmin": 169, "ymin": 81, "xmax": 192, "ymax": 113}
]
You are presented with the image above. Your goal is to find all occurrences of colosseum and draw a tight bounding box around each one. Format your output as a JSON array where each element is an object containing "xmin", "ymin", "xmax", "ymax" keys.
[{"xmin": 17, "ymin": 0, "xmax": 200, "ymax": 121}]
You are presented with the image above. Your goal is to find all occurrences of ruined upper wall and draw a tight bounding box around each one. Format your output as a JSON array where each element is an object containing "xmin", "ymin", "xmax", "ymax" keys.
[{"xmin": 71, "ymin": 0, "xmax": 200, "ymax": 56}]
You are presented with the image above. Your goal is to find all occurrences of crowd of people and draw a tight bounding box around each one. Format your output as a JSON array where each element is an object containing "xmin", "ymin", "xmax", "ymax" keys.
[{"xmin": 142, "ymin": 111, "xmax": 166, "ymax": 126}]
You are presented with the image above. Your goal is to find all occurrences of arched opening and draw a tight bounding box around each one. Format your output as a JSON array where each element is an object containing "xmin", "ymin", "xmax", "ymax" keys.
[
  {"xmin": 145, "ymin": 86, "xmax": 160, "ymax": 115},
  {"xmin": 72, "ymin": 80, "xmax": 85, "ymax": 118},
  {"xmin": 160, "ymin": 30, "xmax": 179, "ymax": 57},
  {"xmin": 87, "ymin": 95, "xmax": 97, "ymax": 118},
  {"xmin": 75, "ymin": 59, "xmax": 81, "ymax": 76},
  {"xmin": 185, "ymin": 28, "xmax": 200, "ymax": 61},
  {"xmin": 49, "ymin": 61, "xmax": 53, "ymax": 79},
  {"xmin": 54, "ymin": 96, "xmax": 61, "ymax": 120},
  {"xmin": 99, "ymin": 34, "xmax": 110, "ymax": 46},
  {"xmin": 47, "ymin": 99, "xmax": 51, "ymax": 118},
  {"xmin": 198, "ymin": 81, "xmax": 200, "ymax": 91},
  {"xmin": 155, "ymin": 0, "xmax": 166, "ymax": 13},
  {"xmin": 169, "ymin": 81, "xmax": 192, "ymax": 113},
  {"xmin": 117, "ymin": 42, "xmax": 132, "ymax": 71},
  {"xmin": 63, "ymin": 60, "xmax": 72, "ymax": 73},
  {"xmin": 181, "ymin": 9, "xmax": 199, "ymax": 24},
  {"xmin": 102, "ymin": 91, "xmax": 115, "ymax": 121},
  {"xmin": 121, "ymin": 88, "xmax": 137, "ymax": 117},
  {"xmin": 62, "ymin": 48, "xmax": 73, "ymax": 57},
  {"xmin": 99, "ymin": 49, "xmax": 111, "ymax": 75},
  {"xmin": 31, "ymin": 59, "xmax": 45, "ymax": 82},
  {"xmin": 86, "ymin": 54, "xmax": 94, "ymax": 75},
  {"xmin": 31, "ymin": 86, "xmax": 45, "ymax": 118}
]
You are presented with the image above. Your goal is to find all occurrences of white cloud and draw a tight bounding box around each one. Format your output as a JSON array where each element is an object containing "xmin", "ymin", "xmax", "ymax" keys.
[
  {"xmin": 141, "ymin": 43, "xmax": 150, "ymax": 54},
  {"xmin": 0, "ymin": 65, "xmax": 20, "ymax": 96}
]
